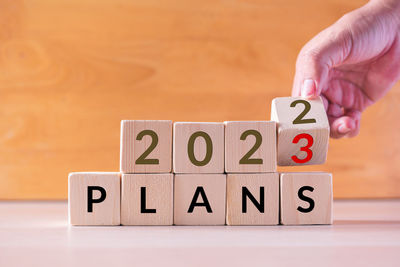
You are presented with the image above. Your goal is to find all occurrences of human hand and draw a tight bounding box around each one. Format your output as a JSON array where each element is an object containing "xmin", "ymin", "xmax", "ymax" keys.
[{"xmin": 292, "ymin": 0, "xmax": 400, "ymax": 138}]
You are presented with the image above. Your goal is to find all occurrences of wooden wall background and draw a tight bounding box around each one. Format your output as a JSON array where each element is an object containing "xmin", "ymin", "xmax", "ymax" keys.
[{"xmin": 0, "ymin": 0, "xmax": 399, "ymax": 199}]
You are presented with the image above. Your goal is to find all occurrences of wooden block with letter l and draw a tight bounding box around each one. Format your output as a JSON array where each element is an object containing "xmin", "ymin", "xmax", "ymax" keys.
[
  {"xmin": 120, "ymin": 120, "xmax": 172, "ymax": 173},
  {"xmin": 173, "ymin": 122, "xmax": 224, "ymax": 173},
  {"xmin": 280, "ymin": 172, "xmax": 333, "ymax": 225},
  {"xmin": 224, "ymin": 121, "xmax": 276, "ymax": 173},
  {"xmin": 121, "ymin": 173, "xmax": 173, "ymax": 225},
  {"xmin": 271, "ymin": 96, "xmax": 329, "ymax": 166},
  {"xmin": 226, "ymin": 173, "xmax": 279, "ymax": 225},
  {"xmin": 174, "ymin": 174, "xmax": 226, "ymax": 225},
  {"xmin": 68, "ymin": 172, "xmax": 120, "ymax": 226}
]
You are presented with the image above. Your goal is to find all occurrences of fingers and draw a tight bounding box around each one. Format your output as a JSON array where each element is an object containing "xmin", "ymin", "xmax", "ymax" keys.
[
  {"xmin": 328, "ymin": 110, "xmax": 361, "ymax": 138},
  {"xmin": 292, "ymin": 25, "xmax": 352, "ymax": 99}
]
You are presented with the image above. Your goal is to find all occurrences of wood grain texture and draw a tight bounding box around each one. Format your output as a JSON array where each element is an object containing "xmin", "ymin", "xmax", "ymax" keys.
[
  {"xmin": 271, "ymin": 97, "xmax": 329, "ymax": 166},
  {"xmin": 224, "ymin": 121, "xmax": 276, "ymax": 173},
  {"xmin": 120, "ymin": 120, "xmax": 172, "ymax": 173},
  {"xmin": 0, "ymin": 0, "xmax": 399, "ymax": 199},
  {"xmin": 174, "ymin": 174, "xmax": 226, "ymax": 225},
  {"xmin": 226, "ymin": 173, "xmax": 279, "ymax": 225},
  {"xmin": 68, "ymin": 172, "xmax": 120, "ymax": 226},
  {"xmin": 173, "ymin": 122, "xmax": 224, "ymax": 174},
  {"xmin": 121, "ymin": 173, "xmax": 173, "ymax": 225},
  {"xmin": 280, "ymin": 172, "xmax": 333, "ymax": 225}
]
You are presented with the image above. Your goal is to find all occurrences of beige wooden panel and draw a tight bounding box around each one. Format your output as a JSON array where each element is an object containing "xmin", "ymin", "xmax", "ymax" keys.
[{"xmin": 0, "ymin": 0, "xmax": 399, "ymax": 199}]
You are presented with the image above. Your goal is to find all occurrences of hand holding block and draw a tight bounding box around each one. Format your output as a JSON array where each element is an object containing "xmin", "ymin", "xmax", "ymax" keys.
[
  {"xmin": 121, "ymin": 173, "xmax": 173, "ymax": 225},
  {"xmin": 174, "ymin": 174, "xmax": 226, "ymax": 225},
  {"xmin": 280, "ymin": 172, "xmax": 333, "ymax": 225},
  {"xmin": 224, "ymin": 121, "xmax": 276, "ymax": 173},
  {"xmin": 68, "ymin": 172, "xmax": 120, "ymax": 226},
  {"xmin": 120, "ymin": 120, "xmax": 172, "ymax": 173},
  {"xmin": 173, "ymin": 122, "xmax": 224, "ymax": 173},
  {"xmin": 226, "ymin": 173, "xmax": 279, "ymax": 225},
  {"xmin": 271, "ymin": 97, "xmax": 329, "ymax": 166}
]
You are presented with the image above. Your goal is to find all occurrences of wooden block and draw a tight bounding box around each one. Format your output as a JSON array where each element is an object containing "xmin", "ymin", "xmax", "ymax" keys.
[
  {"xmin": 68, "ymin": 172, "xmax": 120, "ymax": 226},
  {"xmin": 226, "ymin": 173, "xmax": 279, "ymax": 225},
  {"xmin": 120, "ymin": 120, "xmax": 172, "ymax": 173},
  {"xmin": 121, "ymin": 173, "xmax": 173, "ymax": 225},
  {"xmin": 174, "ymin": 174, "xmax": 226, "ymax": 225},
  {"xmin": 224, "ymin": 121, "xmax": 276, "ymax": 173},
  {"xmin": 173, "ymin": 122, "xmax": 224, "ymax": 173},
  {"xmin": 271, "ymin": 96, "xmax": 329, "ymax": 166},
  {"xmin": 280, "ymin": 172, "xmax": 333, "ymax": 225}
]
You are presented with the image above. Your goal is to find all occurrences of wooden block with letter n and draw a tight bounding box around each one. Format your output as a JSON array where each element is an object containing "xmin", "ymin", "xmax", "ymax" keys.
[
  {"xmin": 121, "ymin": 173, "xmax": 173, "ymax": 225},
  {"xmin": 120, "ymin": 120, "xmax": 172, "ymax": 173},
  {"xmin": 68, "ymin": 172, "xmax": 120, "ymax": 226},
  {"xmin": 271, "ymin": 96, "xmax": 329, "ymax": 166},
  {"xmin": 226, "ymin": 173, "xmax": 279, "ymax": 225},
  {"xmin": 173, "ymin": 122, "xmax": 224, "ymax": 173},
  {"xmin": 280, "ymin": 172, "xmax": 333, "ymax": 225},
  {"xmin": 224, "ymin": 121, "xmax": 276, "ymax": 173},
  {"xmin": 174, "ymin": 174, "xmax": 226, "ymax": 225}
]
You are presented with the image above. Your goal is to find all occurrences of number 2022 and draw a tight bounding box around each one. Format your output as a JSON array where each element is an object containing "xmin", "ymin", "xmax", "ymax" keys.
[
  {"xmin": 290, "ymin": 100, "xmax": 316, "ymax": 164},
  {"xmin": 134, "ymin": 129, "xmax": 264, "ymax": 166}
]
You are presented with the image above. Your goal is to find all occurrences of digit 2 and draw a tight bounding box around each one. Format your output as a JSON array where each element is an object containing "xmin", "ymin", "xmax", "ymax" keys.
[{"xmin": 290, "ymin": 99, "xmax": 316, "ymax": 124}]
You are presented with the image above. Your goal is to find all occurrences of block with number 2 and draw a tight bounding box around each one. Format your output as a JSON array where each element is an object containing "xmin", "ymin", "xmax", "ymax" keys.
[{"xmin": 271, "ymin": 96, "xmax": 329, "ymax": 166}]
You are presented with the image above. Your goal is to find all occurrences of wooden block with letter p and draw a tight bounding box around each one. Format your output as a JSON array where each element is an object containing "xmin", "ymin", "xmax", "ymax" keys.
[
  {"xmin": 224, "ymin": 121, "xmax": 276, "ymax": 173},
  {"xmin": 174, "ymin": 174, "xmax": 226, "ymax": 225},
  {"xmin": 120, "ymin": 120, "xmax": 172, "ymax": 173},
  {"xmin": 121, "ymin": 173, "xmax": 173, "ymax": 225},
  {"xmin": 226, "ymin": 173, "xmax": 279, "ymax": 225},
  {"xmin": 271, "ymin": 96, "xmax": 329, "ymax": 166},
  {"xmin": 68, "ymin": 172, "xmax": 120, "ymax": 226},
  {"xmin": 280, "ymin": 172, "xmax": 333, "ymax": 225},
  {"xmin": 173, "ymin": 122, "xmax": 224, "ymax": 173}
]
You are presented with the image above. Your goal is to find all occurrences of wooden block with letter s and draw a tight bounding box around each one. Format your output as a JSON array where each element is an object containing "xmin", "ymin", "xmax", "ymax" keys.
[
  {"xmin": 224, "ymin": 121, "xmax": 276, "ymax": 173},
  {"xmin": 226, "ymin": 173, "xmax": 279, "ymax": 225},
  {"xmin": 68, "ymin": 172, "xmax": 121, "ymax": 226},
  {"xmin": 121, "ymin": 173, "xmax": 173, "ymax": 225},
  {"xmin": 120, "ymin": 120, "xmax": 172, "ymax": 173},
  {"xmin": 174, "ymin": 174, "xmax": 226, "ymax": 225},
  {"xmin": 280, "ymin": 172, "xmax": 333, "ymax": 225},
  {"xmin": 271, "ymin": 96, "xmax": 329, "ymax": 166},
  {"xmin": 173, "ymin": 122, "xmax": 224, "ymax": 173}
]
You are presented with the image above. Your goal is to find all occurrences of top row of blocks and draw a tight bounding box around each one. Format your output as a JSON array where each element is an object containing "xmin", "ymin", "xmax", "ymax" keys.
[{"xmin": 120, "ymin": 97, "xmax": 329, "ymax": 174}]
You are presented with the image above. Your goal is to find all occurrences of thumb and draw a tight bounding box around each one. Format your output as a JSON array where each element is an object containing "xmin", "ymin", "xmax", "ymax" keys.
[{"xmin": 292, "ymin": 26, "xmax": 352, "ymax": 99}]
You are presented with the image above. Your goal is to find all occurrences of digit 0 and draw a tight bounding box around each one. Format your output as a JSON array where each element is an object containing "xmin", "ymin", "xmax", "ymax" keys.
[
  {"xmin": 187, "ymin": 131, "xmax": 213, "ymax": 166},
  {"xmin": 291, "ymin": 133, "xmax": 313, "ymax": 164}
]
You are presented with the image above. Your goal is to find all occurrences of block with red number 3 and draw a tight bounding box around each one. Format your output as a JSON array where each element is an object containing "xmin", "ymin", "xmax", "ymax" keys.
[{"xmin": 271, "ymin": 96, "xmax": 329, "ymax": 166}]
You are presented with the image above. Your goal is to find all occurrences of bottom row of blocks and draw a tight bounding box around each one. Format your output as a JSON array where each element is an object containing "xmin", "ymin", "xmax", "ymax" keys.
[{"xmin": 68, "ymin": 172, "xmax": 332, "ymax": 226}]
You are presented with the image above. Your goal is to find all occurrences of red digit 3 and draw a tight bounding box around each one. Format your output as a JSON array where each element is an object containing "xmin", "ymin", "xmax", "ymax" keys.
[{"xmin": 291, "ymin": 133, "xmax": 313, "ymax": 164}]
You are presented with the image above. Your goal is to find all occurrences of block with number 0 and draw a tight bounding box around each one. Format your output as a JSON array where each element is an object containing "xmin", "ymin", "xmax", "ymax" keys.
[
  {"xmin": 173, "ymin": 122, "xmax": 224, "ymax": 173},
  {"xmin": 271, "ymin": 97, "xmax": 329, "ymax": 166},
  {"xmin": 120, "ymin": 120, "xmax": 172, "ymax": 173}
]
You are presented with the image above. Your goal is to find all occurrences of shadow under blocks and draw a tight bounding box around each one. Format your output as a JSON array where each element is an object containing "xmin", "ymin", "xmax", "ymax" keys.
[{"xmin": 68, "ymin": 97, "xmax": 332, "ymax": 226}]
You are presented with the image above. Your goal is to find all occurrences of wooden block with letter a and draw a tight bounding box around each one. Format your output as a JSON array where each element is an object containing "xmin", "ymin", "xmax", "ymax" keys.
[
  {"xmin": 68, "ymin": 172, "xmax": 120, "ymax": 226},
  {"xmin": 271, "ymin": 96, "xmax": 329, "ymax": 166},
  {"xmin": 174, "ymin": 174, "xmax": 226, "ymax": 225},
  {"xmin": 120, "ymin": 120, "xmax": 172, "ymax": 173},
  {"xmin": 226, "ymin": 173, "xmax": 279, "ymax": 225},
  {"xmin": 280, "ymin": 172, "xmax": 333, "ymax": 225},
  {"xmin": 173, "ymin": 122, "xmax": 224, "ymax": 173},
  {"xmin": 121, "ymin": 173, "xmax": 173, "ymax": 225},
  {"xmin": 224, "ymin": 121, "xmax": 276, "ymax": 173}
]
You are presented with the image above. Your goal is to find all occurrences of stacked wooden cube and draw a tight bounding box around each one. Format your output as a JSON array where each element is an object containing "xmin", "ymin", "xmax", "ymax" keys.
[{"xmin": 68, "ymin": 96, "xmax": 332, "ymax": 226}]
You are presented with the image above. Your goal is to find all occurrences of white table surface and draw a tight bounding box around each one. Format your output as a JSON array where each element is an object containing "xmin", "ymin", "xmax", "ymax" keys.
[{"xmin": 0, "ymin": 200, "xmax": 399, "ymax": 267}]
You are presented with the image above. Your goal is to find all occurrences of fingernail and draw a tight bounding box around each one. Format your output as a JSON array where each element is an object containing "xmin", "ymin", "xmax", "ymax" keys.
[
  {"xmin": 301, "ymin": 79, "xmax": 316, "ymax": 98},
  {"xmin": 338, "ymin": 124, "xmax": 351, "ymax": 134}
]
